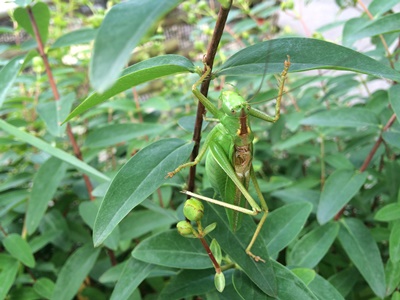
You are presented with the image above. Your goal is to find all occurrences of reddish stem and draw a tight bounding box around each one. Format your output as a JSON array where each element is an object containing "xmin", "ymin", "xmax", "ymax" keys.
[
  {"xmin": 199, "ymin": 236, "xmax": 221, "ymax": 274},
  {"xmin": 27, "ymin": 7, "xmax": 94, "ymax": 200}
]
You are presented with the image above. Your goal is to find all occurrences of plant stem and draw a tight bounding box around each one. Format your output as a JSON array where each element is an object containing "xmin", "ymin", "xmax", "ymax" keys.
[
  {"xmin": 187, "ymin": 1, "xmax": 232, "ymax": 194},
  {"xmin": 199, "ymin": 236, "xmax": 221, "ymax": 274},
  {"xmin": 27, "ymin": 6, "xmax": 94, "ymax": 200}
]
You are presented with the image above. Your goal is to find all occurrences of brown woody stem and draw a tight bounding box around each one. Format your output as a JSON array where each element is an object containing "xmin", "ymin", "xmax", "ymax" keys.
[{"xmin": 27, "ymin": 6, "xmax": 94, "ymax": 200}]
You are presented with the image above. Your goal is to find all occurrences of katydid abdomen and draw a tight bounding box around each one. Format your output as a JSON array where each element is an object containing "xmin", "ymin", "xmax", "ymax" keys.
[{"xmin": 206, "ymin": 122, "xmax": 253, "ymax": 232}]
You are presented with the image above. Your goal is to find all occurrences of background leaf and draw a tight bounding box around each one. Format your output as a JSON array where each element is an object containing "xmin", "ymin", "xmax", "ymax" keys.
[
  {"xmin": 13, "ymin": 2, "xmax": 50, "ymax": 44},
  {"xmin": 263, "ymin": 202, "xmax": 313, "ymax": 256},
  {"xmin": 110, "ymin": 258, "xmax": 154, "ymax": 300},
  {"xmin": 390, "ymin": 221, "xmax": 400, "ymax": 263},
  {"xmin": 131, "ymin": 230, "xmax": 213, "ymax": 269},
  {"xmin": 36, "ymin": 93, "xmax": 75, "ymax": 137},
  {"xmin": 0, "ymin": 119, "xmax": 109, "ymax": 182},
  {"xmin": 389, "ymin": 85, "xmax": 400, "ymax": 123},
  {"xmin": 0, "ymin": 255, "xmax": 19, "ymax": 299},
  {"xmin": 90, "ymin": 0, "xmax": 182, "ymax": 92},
  {"xmin": 317, "ymin": 170, "xmax": 368, "ymax": 224},
  {"xmin": 159, "ymin": 269, "xmax": 235, "ymax": 300},
  {"xmin": 65, "ymin": 55, "xmax": 194, "ymax": 122},
  {"xmin": 84, "ymin": 123, "xmax": 167, "ymax": 148},
  {"xmin": 51, "ymin": 28, "xmax": 97, "ymax": 49},
  {"xmin": 288, "ymin": 222, "xmax": 339, "ymax": 268},
  {"xmin": 374, "ymin": 203, "xmax": 400, "ymax": 222},
  {"xmin": 26, "ymin": 157, "xmax": 67, "ymax": 235},
  {"xmin": 338, "ymin": 218, "xmax": 386, "ymax": 298},
  {"xmin": 308, "ymin": 273, "xmax": 344, "ymax": 300},
  {"xmin": 3, "ymin": 233, "xmax": 35, "ymax": 268},
  {"xmin": 0, "ymin": 55, "xmax": 26, "ymax": 107},
  {"xmin": 233, "ymin": 264, "xmax": 318, "ymax": 300},
  {"xmin": 343, "ymin": 13, "xmax": 400, "ymax": 46},
  {"xmin": 301, "ymin": 108, "xmax": 380, "ymax": 128},
  {"xmin": 93, "ymin": 139, "xmax": 193, "ymax": 246},
  {"xmin": 51, "ymin": 244, "xmax": 100, "ymax": 300}
]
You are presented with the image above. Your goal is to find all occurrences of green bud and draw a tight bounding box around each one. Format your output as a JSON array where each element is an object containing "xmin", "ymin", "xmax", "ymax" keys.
[
  {"xmin": 203, "ymin": 222, "xmax": 217, "ymax": 236},
  {"xmin": 32, "ymin": 56, "xmax": 44, "ymax": 74},
  {"xmin": 177, "ymin": 220, "xmax": 194, "ymax": 236},
  {"xmin": 210, "ymin": 238, "xmax": 222, "ymax": 265},
  {"xmin": 214, "ymin": 272, "xmax": 225, "ymax": 293},
  {"xmin": 183, "ymin": 198, "xmax": 204, "ymax": 221}
]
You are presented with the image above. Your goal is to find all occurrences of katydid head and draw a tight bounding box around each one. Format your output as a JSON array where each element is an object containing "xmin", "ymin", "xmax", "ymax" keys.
[{"xmin": 220, "ymin": 90, "xmax": 250, "ymax": 117}]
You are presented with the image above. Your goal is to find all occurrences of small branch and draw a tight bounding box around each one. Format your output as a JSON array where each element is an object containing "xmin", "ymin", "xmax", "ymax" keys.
[
  {"xmin": 187, "ymin": 1, "xmax": 232, "ymax": 193},
  {"xmin": 334, "ymin": 113, "xmax": 397, "ymax": 221},
  {"xmin": 27, "ymin": 6, "xmax": 94, "ymax": 200},
  {"xmin": 199, "ymin": 236, "xmax": 221, "ymax": 274},
  {"xmin": 359, "ymin": 114, "xmax": 397, "ymax": 172}
]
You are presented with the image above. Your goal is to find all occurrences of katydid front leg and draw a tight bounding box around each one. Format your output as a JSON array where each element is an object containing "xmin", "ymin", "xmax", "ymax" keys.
[{"xmin": 167, "ymin": 63, "xmax": 219, "ymax": 178}]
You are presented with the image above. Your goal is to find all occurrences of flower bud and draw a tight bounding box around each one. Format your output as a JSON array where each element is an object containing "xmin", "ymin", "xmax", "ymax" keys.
[
  {"xmin": 183, "ymin": 198, "xmax": 204, "ymax": 221},
  {"xmin": 177, "ymin": 220, "xmax": 194, "ymax": 236},
  {"xmin": 214, "ymin": 272, "xmax": 225, "ymax": 293}
]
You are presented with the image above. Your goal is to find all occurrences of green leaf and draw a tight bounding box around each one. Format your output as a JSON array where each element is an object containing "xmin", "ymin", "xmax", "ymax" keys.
[
  {"xmin": 263, "ymin": 202, "xmax": 313, "ymax": 256},
  {"xmin": 390, "ymin": 220, "xmax": 400, "ymax": 263},
  {"xmin": 119, "ymin": 210, "xmax": 176, "ymax": 241},
  {"xmin": 29, "ymin": 229, "xmax": 62, "ymax": 253},
  {"xmin": 34, "ymin": 277, "xmax": 55, "ymax": 299},
  {"xmin": 51, "ymin": 244, "xmax": 100, "ymax": 300},
  {"xmin": 110, "ymin": 258, "xmax": 154, "ymax": 300},
  {"xmin": 36, "ymin": 93, "xmax": 75, "ymax": 137},
  {"xmin": 90, "ymin": 0, "xmax": 182, "ymax": 92},
  {"xmin": 3, "ymin": 233, "xmax": 35, "ymax": 267},
  {"xmin": 216, "ymin": 38, "xmax": 400, "ymax": 82},
  {"xmin": 233, "ymin": 264, "xmax": 318, "ymax": 300},
  {"xmin": 65, "ymin": 55, "xmax": 194, "ymax": 122},
  {"xmin": 385, "ymin": 259, "xmax": 400, "ymax": 296},
  {"xmin": 272, "ymin": 131, "xmax": 318, "ymax": 151},
  {"xmin": 0, "ymin": 254, "xmax": 19, "ymax": 300},
  {"xmin": 317, "ymin": 170, "xmax": 368, "ymax": 224},
  {"xmin": 343, "ymin": 13, "xmax": 400, "ymax": 46},
  {"xmin": 26, "ymin": 157, "xmax": 67, "ymax": 235},
  {"xmin": 301, "ymin": 108, "xmax": 380, "ymax": 128},
  {"xmin": 0, "ymin": 55, "xmax": 26, "ymax": 107},
  {"xmin": 159, "ymin": 269, "xmax": 235, "ymax": 300},
  {"xmin": 13, "ymin": 2, "xmax": 50, "ymax": 44},
  {"xmin": 383, "ymin": 131, "xmax": 400, "ymax": 149},
  {"xmin": 131, "ymin": 229, "xmax": 213, "ymax": 269},
  {"xmin": 0, "ymin": 119, "xmax": 109, "ymax": 182},
  {"xmin": 51, "ymin": 28, "xmax": 97, "ymax": 49},
  {"xmin": 93, "ymin": 138, "xmax": 193, "ymax": 246},
  {"xmin": 308, "ymin": 273, "xmax": 345, "ymax": 300},
  {"xmin": 203, "ymin": 202, "xmax": 277, "ymax": 297},
  {"xmin": 288, "ymin": 222, "xmax": 339, "ymax": 268},
  {"xmin": 368, "ymin": 0, "xmax": 398, "ymax": 17},
  {"xmin": 84, "ymin": 123, "xmax": 166, "ymax": 148},
  {"xmin": 389, "ymin": 85, "xmax": 400, "ymax": 123},
  {"xmin": 338, "ymin": 218, "xmax": 386, "ymax": 298},
  {"xmin": 374, "ymin": 203, "xmax": 400, "ymax": 222},
  {"xmin": 325, "ymin": 154, "xmax": 355, "ymax": 170},
  {"xmin": 328, "ymin": 267, "xmax": 359, "ymax": 298},
  {"xmin": 292, "ymin": 268, "xmax": 316, "ymax": 285}
]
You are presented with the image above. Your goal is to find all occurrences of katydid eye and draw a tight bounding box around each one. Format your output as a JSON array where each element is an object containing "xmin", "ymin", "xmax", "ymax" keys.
[{"xmin": 231, "ymin": 109, "xmax": 235, "ymax": 114}]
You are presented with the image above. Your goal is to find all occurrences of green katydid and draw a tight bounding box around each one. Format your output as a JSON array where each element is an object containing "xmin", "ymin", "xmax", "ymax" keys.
[{"xmin": 168, "ymin": 55, "xmax": 290, "ymax": 262}]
